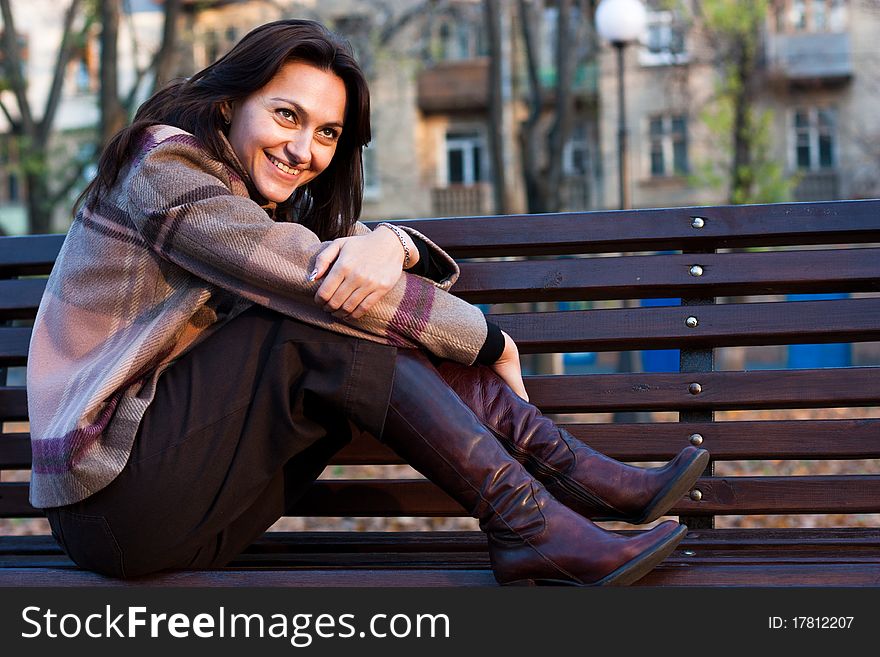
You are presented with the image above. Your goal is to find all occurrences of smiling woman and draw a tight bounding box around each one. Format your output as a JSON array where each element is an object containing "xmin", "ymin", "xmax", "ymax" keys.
[
  {"xmin": 222, "ymin": 61, "xmax": 347, "ymax": 203},
  {"xmin": 26, "ymin": 19, "xmax": 703, "ymax": 586}
]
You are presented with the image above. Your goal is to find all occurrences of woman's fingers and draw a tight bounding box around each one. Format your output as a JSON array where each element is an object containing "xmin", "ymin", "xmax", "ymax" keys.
[
  {"xmin": 310, "ymin": 240, "xmax": 343, "ymax": 283},
  {"xmin": 348, "ymin": 290, "xmax": 383, "ymax": 319}
]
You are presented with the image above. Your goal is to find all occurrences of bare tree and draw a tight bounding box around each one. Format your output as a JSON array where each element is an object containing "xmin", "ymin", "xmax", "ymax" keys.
[
  {"xmin": 0, "ymin": 0, "xmax": 185, "ymax": 233},
  {"xmin": 514, "ymin": 0, "xmax": 597, "ymax": 213},
  {"xmin": 0, "ymin": 0, "xmax": 83, "ymax": 233}
]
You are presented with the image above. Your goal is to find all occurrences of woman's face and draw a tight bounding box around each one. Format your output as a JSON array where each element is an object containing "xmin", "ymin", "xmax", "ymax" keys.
[{"xmin": 225, "ymin": 61, "xmax": 347, "ymax": 203}]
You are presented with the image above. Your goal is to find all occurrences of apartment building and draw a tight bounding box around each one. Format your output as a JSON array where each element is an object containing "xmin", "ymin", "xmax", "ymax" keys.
[{"xmin": 598, "ymin": 0, "xmax": 880, "ymax": 209}]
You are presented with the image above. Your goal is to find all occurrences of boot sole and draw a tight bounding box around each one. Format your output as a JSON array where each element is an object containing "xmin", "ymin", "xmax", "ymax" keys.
[
  {"xmin": 502, "ymin": 524, "xmax": 688, "ymax": 587},
  {"xmin": 590, "ymin": 449, "xmax": 710, "ymax": 525}
]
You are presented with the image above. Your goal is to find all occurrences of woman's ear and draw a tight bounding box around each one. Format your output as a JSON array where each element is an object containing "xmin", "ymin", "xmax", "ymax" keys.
[{"xmin": 220, "ymin": 102, "xmax": 232, "ymax": 125}]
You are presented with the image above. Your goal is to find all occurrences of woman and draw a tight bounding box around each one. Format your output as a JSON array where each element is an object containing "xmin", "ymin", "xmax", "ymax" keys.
[{"xmin": 27, "ymin": 19, "xmax": 707, "ymax": 585}]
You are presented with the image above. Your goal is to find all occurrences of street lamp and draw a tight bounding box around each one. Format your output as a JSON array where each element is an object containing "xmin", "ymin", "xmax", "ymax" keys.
[
  {"xmin": 596, "ymin": 0, "xmax": 647, "ymax": 421},
  {"xmin": 596, "ymin": 0, "xmax": 647, "ymax": 210}
]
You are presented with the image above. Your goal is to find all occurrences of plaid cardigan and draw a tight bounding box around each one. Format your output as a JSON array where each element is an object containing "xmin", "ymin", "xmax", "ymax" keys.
[{"xmin": 26, "ymin": 124, "xmax": 489, "ymax": 508}]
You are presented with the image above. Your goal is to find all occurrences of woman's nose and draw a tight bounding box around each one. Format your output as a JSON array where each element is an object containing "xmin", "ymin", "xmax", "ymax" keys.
[{"xmin": 285, "ymin": 131, "xmax": 313, "ymax": 165}]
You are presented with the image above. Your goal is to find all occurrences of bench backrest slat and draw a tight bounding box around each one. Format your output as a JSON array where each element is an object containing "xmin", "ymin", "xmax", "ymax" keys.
[
  {"xmin": 4, "ymin": 474, "xmax": 880, "ymax": 518},
  {"xmin": 4, "ymin": 417, "xmax": 878, "ymax": 470},
  {"xmin": 453, "ymin": 248, "xmax": 880, "ymax": 303},
  {"xmin": 3, "ymin": 296, "xmax": 879, "ymax": 365},
  {"xmin": 385, "ymin": 199, "xmax": 880, "ymax": 256},
  {"xmin": 526, "ymin": 368, "xmax": 880, "ymax": 412}
]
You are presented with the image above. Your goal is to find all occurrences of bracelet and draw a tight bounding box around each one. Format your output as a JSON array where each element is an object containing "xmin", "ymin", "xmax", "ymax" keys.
[{"xmin": 378, "ymin": 223, "xmax": 411, "ymax": 269}]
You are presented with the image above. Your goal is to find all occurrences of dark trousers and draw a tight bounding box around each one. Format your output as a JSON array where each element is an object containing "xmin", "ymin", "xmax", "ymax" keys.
[{"xmin": 47, "ymin": 305, "xmax": 397, "ymax": 578}]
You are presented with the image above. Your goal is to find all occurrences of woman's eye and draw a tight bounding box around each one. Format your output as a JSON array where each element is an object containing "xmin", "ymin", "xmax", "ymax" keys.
[
  {"xmin": 320, "ymin": 127, "xmax": 340, "ymax": 140},
  {"xmin": 277, "ymin": 108, "xmax": 296, "ymax": 121}
]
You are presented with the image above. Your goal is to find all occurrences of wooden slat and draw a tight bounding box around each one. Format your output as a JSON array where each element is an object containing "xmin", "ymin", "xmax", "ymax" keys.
[
  {"xmin": 559, "ymin": 419, "xmax": 880, "ymax": 461},
  {"xmin": 0, "ymin": 387, "xmax": 27, "ymax": 420},
  {"xmin": 10, "ymin": 527, "xmax": 877, "ymax": 558},
  {"xmin": 377, "ymin": 199, "xmax": 880, "ymax": 257},
  {"xmin": 453, "ymin": 248, "xmax": 880, "ymax": 303},
  {"xmin": 677, "ymin": 475, "xmax": 880, "ymax": 515},
  {"xmin": 290, "ymin": 476, "xmax": 880, "ymax": 517},
  {"xmin": 494, "ymin": 296, "xmax": 880, "ymax": 353},
  {"xmin": 0, "ymin": 567, "xmax": 498, "ymax": 587},
  {"xmin": 11, "ymin": 294, "xmax": 880, "ymax": 366},
  {"xmin": 0, "ymin": 278, "xmax": 46, "ymax": 320},
  {"xmin": 525, "ymin": 368, "xmax": 880, "ymax": 413},
  {"xmin": 0, "ymin": 234, "xmax": 65, "ymax": 277},
  {"xmin": 0, "ymin": 433, "xmax": 31, "ymax": 468},
  {"xmin": 5, "ymin": 418, "xmax": 879, "ymax": 470},
  {"xmin": 0, "ymin": 328, "xmax": 30, "ymax": 367},
  {"xmin": 2, "ymin": 529, "xmax": 879, "ymax": 586},
  {"xmin": 639, "ymin": 563, "xmax": 880, "ymax": 586},
  {"xmin": 5, "ymin": 368, "xmax": 878, "ymax": 429}
]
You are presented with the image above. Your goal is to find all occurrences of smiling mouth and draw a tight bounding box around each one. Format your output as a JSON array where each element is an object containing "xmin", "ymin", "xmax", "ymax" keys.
[{"xmin": 267, "ymin": 153, "xmax": 302, "ymax": 176}]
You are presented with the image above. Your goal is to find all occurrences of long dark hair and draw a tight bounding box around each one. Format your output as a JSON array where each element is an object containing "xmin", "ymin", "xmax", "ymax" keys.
[{"xmin": 79, "ymin": 19, "xmax": 371, "ymax": 241}]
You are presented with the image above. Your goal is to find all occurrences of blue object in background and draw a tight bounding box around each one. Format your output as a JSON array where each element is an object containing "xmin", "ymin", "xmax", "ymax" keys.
[
  {"xmin": 640, "ymin": 297, "xmax": 681, "ymax": 372},
  {"xmin": 786, "ymin": 294, "xmax": 852, "ymax": 369}
]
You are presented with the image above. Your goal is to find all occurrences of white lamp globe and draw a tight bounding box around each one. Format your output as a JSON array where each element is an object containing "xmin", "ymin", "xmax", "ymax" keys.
[{"xmin": 595, "ymin": 0, "xmax": 647, "ymax": 44}]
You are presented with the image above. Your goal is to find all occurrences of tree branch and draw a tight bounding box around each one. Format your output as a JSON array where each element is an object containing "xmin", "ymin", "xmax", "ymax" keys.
[
  {"xmin": 48, "ymin": 156, "xmax": 91, "ymax": 208},
  {"xmin": 0, "ymin": 0, "xmax": 35, "ymax": 135},
  {"xmin": 38, "ymin": 0, "xmax": 84, "ymax": 148},
  {"xmin": 0, "ymin": 95, "xmax": 17, "ymax": 130}
]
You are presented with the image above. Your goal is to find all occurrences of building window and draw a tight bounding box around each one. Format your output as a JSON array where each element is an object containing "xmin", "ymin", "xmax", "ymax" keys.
[
  {"xmin": 432, "ymin": 19, "xmax": 487, "ymax": 61},
  {"xmin": 775, "ymin": 0, "xmax": 848, "ymax": 32},
  {"xmin": 445, "ymin": 132, "xmax": 487, "ymax": 185},
  {"xmin": 563, "ymin": 124, "xmax": 591, "ymax": 177},
  {"xmin": 362, "ymin": 144, "xmax": 380, "ymax": 200},
  {"xmin": 640, "ymin": 10, "xmax": 688, "ymax": 66},
  {"xmin": 792, "ymin": 107, "xmax": 836, "ymax": 170},
  {"xmin": 647, "ymin": 115, "xmax": 688, "ymax": 177}
]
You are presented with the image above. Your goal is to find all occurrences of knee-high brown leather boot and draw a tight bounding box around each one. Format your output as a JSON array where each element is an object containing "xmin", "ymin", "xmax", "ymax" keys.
[
  {"xmin": 383, "ymin": 350, "xmax": 686, "ymax": 586},
  {"xmin": 434, "ymin": 360, "xmax": 709, "ymax": 525}
]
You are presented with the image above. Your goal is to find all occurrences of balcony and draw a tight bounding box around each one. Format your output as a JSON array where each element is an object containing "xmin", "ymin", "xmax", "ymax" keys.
[
  {"xmin": 417, "ymin": 59, "xmax": 489, "ymax": 113},
  {"xmin": 793, "ymin": 170, "xmax": 840, "ymax": 201},
  {"xmin": 765, "ymin": 32, "xmax": 852, "ymax": 86},
  {"xmin": 431, "ymin": 184, "xmax": 491, "ymax": 217}
]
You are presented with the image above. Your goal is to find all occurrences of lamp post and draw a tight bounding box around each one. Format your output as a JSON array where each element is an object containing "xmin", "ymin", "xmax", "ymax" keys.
[
  {"xmin": 596, "ymin": 0, "xmax": 647, "ymax": 210},
  {"xmin": 596, "ymin": 0, "xmax": 646, "ymax": 421}
]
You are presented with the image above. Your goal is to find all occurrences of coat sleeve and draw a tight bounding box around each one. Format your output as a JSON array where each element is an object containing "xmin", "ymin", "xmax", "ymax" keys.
[
  {"xmin": 351, "ymin": 221, "xmax": 460, "ymax": 289},
  {"xmin": 124, "ymin": 132, "xmax": 488, "ymax": 364}
]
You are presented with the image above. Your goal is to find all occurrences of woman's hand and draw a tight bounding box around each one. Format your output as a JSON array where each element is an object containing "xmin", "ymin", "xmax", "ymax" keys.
[
  {"xmin": 311, "ymin": 227, "xmax": 414, "ymax": 319},
  {"xmin": 491, "ymin": 331, "xmax": 529, "ymax": 402}
]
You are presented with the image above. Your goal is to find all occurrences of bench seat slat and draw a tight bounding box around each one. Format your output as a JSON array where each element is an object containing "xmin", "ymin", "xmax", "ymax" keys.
[
  {"xmin": 384, "ymin": 199, "xmax": 880, "ymax": 257},
  {"xmin": 6, "ymin": 476, "xmax": 880, "ymax": 517},
  {"xmin": 454, "ymin": 248, "xmax": 880, "ymax": 303},
  {"xmin": 2, "ymin": 528, "xmax": 879, "ymax": 586},
  {"xmin": 6, "ymin": 418, "xmax": 880, "ymax": 470},
  {"xmin": 3, "ymin": 564, "xmax": 877, "ymax": 587}
]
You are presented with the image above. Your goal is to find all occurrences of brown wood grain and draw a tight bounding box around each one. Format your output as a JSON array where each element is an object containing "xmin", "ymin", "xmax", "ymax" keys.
[
  {"xmin": 4, "ymin": 418, "xmax": 879, "ymax": 470},
  {"xmin": 452, "ymin": 248, "xmax": 880, "ymax": 304},
  {"xmin": 376, "ymin": 199, "xmax": 880, "ymax": 257},
  {"xmin": 6, "ymin": 476, "xmax": 880, "ymax": 518}
]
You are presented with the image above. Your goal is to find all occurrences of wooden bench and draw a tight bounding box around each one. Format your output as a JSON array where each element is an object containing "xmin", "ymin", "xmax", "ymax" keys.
[{"xmin": 1, "ymin": 198, "xmax": 879, "ymax": 586}]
